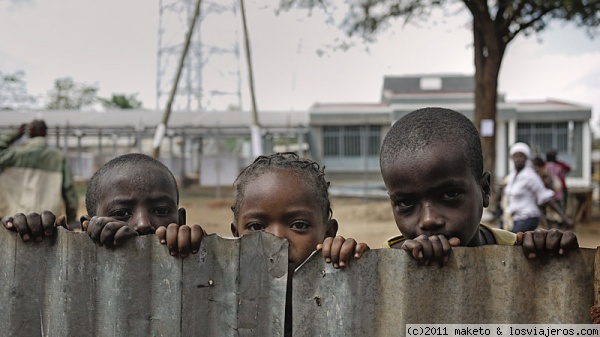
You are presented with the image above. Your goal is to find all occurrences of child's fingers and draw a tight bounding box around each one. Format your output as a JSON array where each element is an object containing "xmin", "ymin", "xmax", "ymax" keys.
[
  {"xmin": 531, "ymin": 229, "xmax": 547, "ymax": 258},
  {"xmin": 543, "ymin": 229, "xmax": 562, "ymax": 255},
  {"xmin": 80, "ymin": 215, "xmax": 91, "ymax": 231},
  {"xmin": 155, "ymin": 227, "xmax": 167, "ymax": 244},
  {"xmin": 320, "ymin": 237, "xmax": 334, "ymax": 263},
  {"xmin": 426, "ymin": 235, "xmax": 445, "ymax": 266},
  {"xmin": 41, "ymin": 211, "xmax": 57, "ymax": 236},
  {"xmin": 559, "ymin": 230, "xmax": 579, "ymax": 255},
  {"xmin": 354, "ymin": 243, "xmax": 370, "ymax": 259},
  {"xmin": 166, "ymin": 223, "xmax": 180, "ymax": 256},
  {"xmin": 337, "ymin": 238, "xmax": 358, "ymax": 268},
  {"xmin": 1, "ymin": 216, "xmax": 15, "ymax": 230},
  {"xmin": 87, "ymin": 217, "xmax": 105, "ymax": 245},
  {"xmin": 520, "ymin": 231, "xmax": 536, "ymax": 258},
  {"xmin": 329, "ymin": 236, "xmax": 346, "ymax": 268},
  {"xmin": 177, "ymin": 225, "xmax": 191, "ymax": 257},
  {"xmin": 514, "ymin": 232, "xmax": 524, "ymax": 246},
  {"xmin": 112, "ymin": 225, "xmax": 138, "ymax": 248},
  {"xmin": 189, "ymin": 224, "xmax": 204, "ymax": 254},
  {"xmin": 25, "ymin": 212, "xmax": 44, "ymax": 241},
  {"xmin": 414, "ymin": 235, "xmax": 433, "ymax": 265},
  {"xmin": 12, "ymin": 213, "xmax": 32, "ymax": 242},
  {"xmin": 100, "ymin": 220, "xmax": 129, "ymax": 248},
  {"xmin": 448, "ymin": 237, "xmax": 461, "ymax": 247},
  {"xmin": 401, "ymin": 240, "xmax": 424, "ymax": 261}
]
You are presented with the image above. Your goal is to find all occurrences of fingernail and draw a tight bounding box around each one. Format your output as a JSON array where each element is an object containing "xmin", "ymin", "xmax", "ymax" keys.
[
  {"xmin": 528, "ymin": 253, "xmax": 536, "ymax": 259},
  {"xmin": 45, "ymin": 229, "xmax": 53, "ymax": 236},
  {"xmin": 22, "ymin": 234, "xmax": 30, "ymax": 241},
  {"xmin": 333, "ymin": 263, "xmax": 339, "ymax": 268},
  {"xmin": 171, "ymin": 252, "xmax": 176, "ymax": 256},
  {"xmin": 35, "ymin": 236, "xmax": 42, "ymax": 242},
  {"xmin": 6, "ymin": 222, "xmax": 13, "ymax": 229},
  {"xmin": 160, "ymin": 239, "xmax": 166, "ymax": 244},
  {"xmin": 191, "ymin": 250, "xmax": 198, "ymax": 254},
  {"xmin": 559, "ymin": 249, "xmax": 564, "ymax": 255},
  {"xmin": 325, "ymin": 258, "xmax": 331, "ymax": 263},
  {"xmin": 339, "ymin": 261, "xmax": 346, "ymax": 267}
]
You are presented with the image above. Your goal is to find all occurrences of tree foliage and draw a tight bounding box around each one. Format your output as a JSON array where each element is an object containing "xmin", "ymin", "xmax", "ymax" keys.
[
  {"xmin": 46, "ymin": 77, "xmax": 98, "ymax": 110},
  {"xmin": 99, "ymin": 94, "xmax": 143, "ymax": 109},
  {"xmin": 279, "ymin": 0, "xmax": 600, "ymax": 179},
  {"xmin": 0, "ymin": 70, "xmax": 37, "ymax": 110}
]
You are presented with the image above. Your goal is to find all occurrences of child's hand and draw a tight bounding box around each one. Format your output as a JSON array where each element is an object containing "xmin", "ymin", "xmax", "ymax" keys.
[
  {"xmin": 84, "ymin": 216, "xmax": 138, "ymax": 249},
  {"xmin": 317, "ymin": 236, "xmax": 370, "ymax": 269},
  {"xmin": 1, "ymin": 211, "xmax": 66, "ymax": 242},
  {"xmin": 401, "ymin": 234, "xmax": 461, "ymax": 266},
  {"xmin": 155, "ymin": 223, "xmax": 206, "ymax": 257},
  {"xmin": 515, "ymin": 228, "xmax": 579, "ymax": 258}
]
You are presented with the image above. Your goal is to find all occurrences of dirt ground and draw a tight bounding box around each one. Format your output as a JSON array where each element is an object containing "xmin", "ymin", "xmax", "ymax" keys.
[{"xmin": 174, "ymin": 187, "xmax": 600, "ymax": 249}]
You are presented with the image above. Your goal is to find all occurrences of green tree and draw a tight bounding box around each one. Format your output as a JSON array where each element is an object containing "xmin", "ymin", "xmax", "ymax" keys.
[
  {"xmin": 46, "ymin": 77, "xmax": 98, "ymax": 110},
  {"xmin": 99, "ymin": 94, "xmax": 142, "ymax": 109},
  {"xmin": 0, "ymin": 70, "xmax": 36, "ymax": 110},
  {"xmin": 280, "ymin": 0, "xmax": 600, "ymax": 179}
]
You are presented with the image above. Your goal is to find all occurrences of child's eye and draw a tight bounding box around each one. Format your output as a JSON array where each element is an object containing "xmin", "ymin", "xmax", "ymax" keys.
[
  {"xmin": 109, "ymin": 210, "xmax": 132, "ymax": 219},
  {"xmin": 290, "ymin": 221, "xmax": 310, "ymax": 230},
  {"xmin": 153, "ymin": 207, "xmax": 173, "ymax": 216},
  {"xmin": 246, "ymin": 222, "xmax": 265, "ymax": 231},
  {"xmin": 442, "ymin": 190, "xmax": 461, "ymax": 200},
  {"xmin": 394, "ymin": 199, "xmax": 415, "ymax": 210}
]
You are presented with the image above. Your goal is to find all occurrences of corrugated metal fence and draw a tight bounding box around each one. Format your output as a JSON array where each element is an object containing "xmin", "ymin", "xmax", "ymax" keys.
[{"xmin": 0, "ymin": 229, "xmax": 595, "ymax": 336}]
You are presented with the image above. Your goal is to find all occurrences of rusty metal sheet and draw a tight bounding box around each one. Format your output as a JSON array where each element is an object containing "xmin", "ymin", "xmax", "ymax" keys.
[
  {"xmin": 292, "ymin": 246, "xmax": 595, "ymax": 336},
  {"xmin": 0, "ymin": 228, "xmax": 287, "ymax": 336}
]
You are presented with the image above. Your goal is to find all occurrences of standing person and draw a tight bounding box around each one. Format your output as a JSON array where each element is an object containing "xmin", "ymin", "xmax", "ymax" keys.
[
  {"xmin": 545, "ymin": 150, "xmax": 571, "ymax": 210},
  {"xmin": 504, "ymin": 143, "xmax": 573, "ymax": 232},
  {"xmin": 0, "ymin": 120, "xmax": 78, "ymax": 225}
]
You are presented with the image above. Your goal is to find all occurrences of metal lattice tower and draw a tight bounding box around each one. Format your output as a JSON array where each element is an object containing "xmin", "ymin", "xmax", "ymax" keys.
[{"xmin": 156, "ymin": 0, "xmax": 243, "ymax": 112}]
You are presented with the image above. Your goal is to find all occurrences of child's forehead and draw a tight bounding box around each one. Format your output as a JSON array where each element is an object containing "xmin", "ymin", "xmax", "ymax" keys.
[{"xmin": 99, "ymin": 165, "xmax": 177, "ymax": 193}]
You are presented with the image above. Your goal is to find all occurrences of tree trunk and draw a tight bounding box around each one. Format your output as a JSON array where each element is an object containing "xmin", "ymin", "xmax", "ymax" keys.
[{"xmin": 471, "ymin": 9, "xmax": 505, "ymax": 189}]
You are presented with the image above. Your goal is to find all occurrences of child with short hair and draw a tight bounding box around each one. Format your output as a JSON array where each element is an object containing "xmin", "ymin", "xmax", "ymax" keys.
[
  {"xmin": 2, "ymin": 153, "xmax": 203, "ymax": 256},
  {"xmin": 379, "ymin": 107, "xmax": 578, "ymax": 265}
]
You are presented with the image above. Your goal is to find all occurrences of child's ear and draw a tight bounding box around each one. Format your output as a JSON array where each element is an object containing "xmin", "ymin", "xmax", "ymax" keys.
[
  {"xmin": 326, "ymin": 219, "xmax": 338, "ymax": 238},
  {"xmin": 178, "ymin": 208, "xmax": 186, "ymax": 226},
  {"xmin": 230, "ymin": 223, "xmax": 240, "ymax": 237},
  {"xmin": 480, "ymin": 171, "xmax": 492, "ymax": 207}
]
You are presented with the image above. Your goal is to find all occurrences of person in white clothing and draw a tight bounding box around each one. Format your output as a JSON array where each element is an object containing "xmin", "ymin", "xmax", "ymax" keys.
[{"xmin": 503, "ymin": 142, "xmax": 574, "ymax": 232}]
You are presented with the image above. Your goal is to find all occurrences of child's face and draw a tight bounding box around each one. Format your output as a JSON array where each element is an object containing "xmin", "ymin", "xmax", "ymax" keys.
[
  {"xmin": 95, "ymin": 165, "xmax": 180, "ymax": 234},
  {"xmin": 382, "ymin": 143, "xmax": 490, "ymax": 247},
  {"xmin": 231, "ymin": 171, "xmax": 337, "ymax": 272}
]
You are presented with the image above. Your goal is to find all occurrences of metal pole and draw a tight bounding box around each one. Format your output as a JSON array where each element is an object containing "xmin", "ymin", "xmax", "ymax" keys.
[
  {"xmin": 152, "ymin": 0, "xmax": 202, "ymax": 159},
  {"xmin": 239, "ymin": 0, "xmax": 262, "ymax": 157}
]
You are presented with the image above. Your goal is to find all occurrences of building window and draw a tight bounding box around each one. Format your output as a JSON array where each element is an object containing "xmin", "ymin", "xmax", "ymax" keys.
[
  {"xmin": 322, "ymin": 125, "xmax": 381, "ymax": 158},
  {"xmin": 517, "ymin": 122, "xmax": 569, "ymax": 156}
]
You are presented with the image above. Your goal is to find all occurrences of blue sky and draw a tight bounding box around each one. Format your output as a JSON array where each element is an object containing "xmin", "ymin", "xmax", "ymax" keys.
[{"xmin": 1, "ymin": 0, "xmax": 599, "ymax": 132}]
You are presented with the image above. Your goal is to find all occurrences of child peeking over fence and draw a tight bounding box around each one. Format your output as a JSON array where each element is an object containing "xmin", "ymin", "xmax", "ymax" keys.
[
  {"xmin": 379, "ymin": 107, "xmax": 579, "ymax": 266},
  {"xmin": 160, "ymin": 152, "xmax": 369, "ymax": 336},
  {"xmin": 1, "ymin": 153, "xmax": 204, "ymax": 256}
]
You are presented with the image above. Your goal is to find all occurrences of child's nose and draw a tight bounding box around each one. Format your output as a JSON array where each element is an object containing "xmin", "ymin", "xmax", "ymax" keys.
[
  {"xmin": 131, "ymin": 212, "xmax": 154, "ymax": 235},
  {"xmin": 265, "ymin": 224, "xmax": 286, "ymax": 240},
  {"xmin": 418, "ymin": 203, "xmax": 444, "ymax": 231}
]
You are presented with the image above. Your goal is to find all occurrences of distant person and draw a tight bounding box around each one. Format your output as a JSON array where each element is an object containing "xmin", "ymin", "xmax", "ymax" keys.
[
  {"xmin": 545, "ymin": 150, "xmax": 571, "ymax": 210},
  {"xmin": 503, "ymin": 143, "xmax": 573, "ymax": 232},
  {"xmin": 0, "ymin": 120, "xmax": 78, "ymax": 227},
  {"xmin": 532, "ymin": 157, "xmax": 565, "ymax": 229}
]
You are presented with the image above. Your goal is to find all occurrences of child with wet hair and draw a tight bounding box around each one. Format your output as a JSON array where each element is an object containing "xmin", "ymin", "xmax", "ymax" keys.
[{"xmin": 379, "ymin": 107, "xmax": 578, "ymax": 265}]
